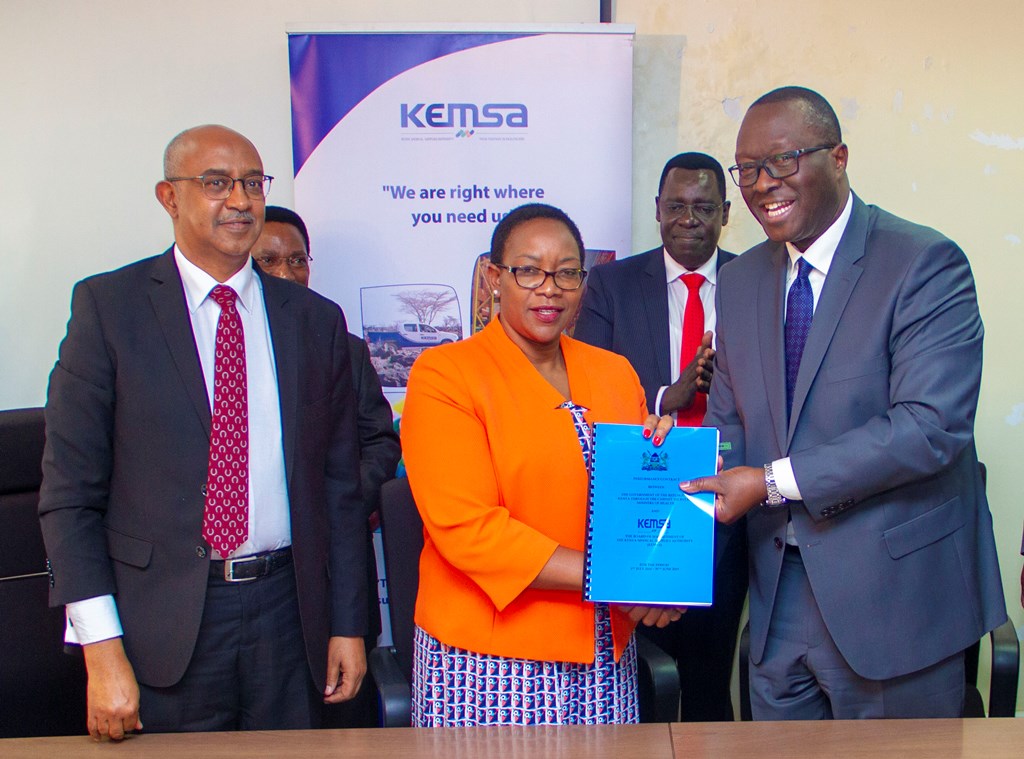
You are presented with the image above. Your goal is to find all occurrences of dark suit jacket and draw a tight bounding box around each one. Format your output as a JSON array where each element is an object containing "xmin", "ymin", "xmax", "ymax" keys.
[
  {"xmin": 39, "ymin": 249, "xmax": 368, "ymax": 690},
  {"xmin": 346, "ymin": 333, "xmax": 401, "ymax": 640},
  {"xmin": 347, "ymin": 334, "xmax": 400, "ymax": 522},
  {"xmin": 706, "ymin": 195, "xmax": 1007, "ymax": 679},
  {"xmin": 574, "ymin": 247, "xmax": 736, "ymax": 410}
]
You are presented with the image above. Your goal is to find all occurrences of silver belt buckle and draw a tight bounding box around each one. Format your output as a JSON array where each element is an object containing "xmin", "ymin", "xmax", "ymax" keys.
[{"xmin": 223, "ymin": 554, "xmax": 259, "ymax": 582}]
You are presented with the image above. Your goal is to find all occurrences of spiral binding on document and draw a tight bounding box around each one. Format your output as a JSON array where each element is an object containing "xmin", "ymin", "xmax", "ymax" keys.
[{"xmin": 582, "ymin": 424, "xmax": 600, "ymax": 602}]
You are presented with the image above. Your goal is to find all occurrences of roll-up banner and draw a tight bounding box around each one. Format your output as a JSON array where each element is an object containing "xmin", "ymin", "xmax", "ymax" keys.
[{"xmin": 288, "ymin": 26, "xmax": 634, "ymax": 642}]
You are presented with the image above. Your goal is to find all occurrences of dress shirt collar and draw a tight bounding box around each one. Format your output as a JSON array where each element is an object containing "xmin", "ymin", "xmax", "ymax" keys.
[
  {"xmin": 663, "ymin": 248, "xmax": 720, "ymax": 285},
  {"xmin": 173, "ymin": 245, "xmax": 257, "ymax": 315},
  {"xmin": 784, "ymin": 191, "xmax": 853, "ymax": 276}
]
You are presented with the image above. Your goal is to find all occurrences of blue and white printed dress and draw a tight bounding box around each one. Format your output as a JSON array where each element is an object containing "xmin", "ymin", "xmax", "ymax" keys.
[{"xmin": 411, "ymin": 401, "xmax": 639, "ymax": 727}]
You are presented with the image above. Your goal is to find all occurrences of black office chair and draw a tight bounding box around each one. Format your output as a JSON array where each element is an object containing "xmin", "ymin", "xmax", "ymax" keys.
[
  {"xmin": 370, "ymin": 476, "xmax": 681, "ymax": 726},
  {"xmin": 0, "ymin": 408, "xmax": 87, "ymax": 737}
]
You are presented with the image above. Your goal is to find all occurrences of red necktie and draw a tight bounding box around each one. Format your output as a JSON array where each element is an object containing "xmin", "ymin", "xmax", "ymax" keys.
[
  {"xmin": 677, "ymin": 273, "xmax": 706, "ymax": 426},
  {"xmin": 202, "ymin": 285, "xmax": 249, "ymax": 558}
]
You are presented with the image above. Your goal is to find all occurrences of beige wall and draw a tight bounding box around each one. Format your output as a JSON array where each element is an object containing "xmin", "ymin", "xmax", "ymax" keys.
[{"xmin": 619, "ymin": 0, "xmax": 1024, "ymax": 709}]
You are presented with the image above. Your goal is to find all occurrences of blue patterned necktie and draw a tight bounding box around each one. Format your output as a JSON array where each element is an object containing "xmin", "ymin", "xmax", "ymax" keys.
[{"xmin": 785, "ymin": 257, "xmax": 814, "ymax": 418}]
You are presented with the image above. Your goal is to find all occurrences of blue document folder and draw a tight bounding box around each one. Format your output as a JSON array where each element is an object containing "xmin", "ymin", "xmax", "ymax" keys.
[{"xmin": 583, "ymin": 423, "xmax": 718, "ymax": 605}]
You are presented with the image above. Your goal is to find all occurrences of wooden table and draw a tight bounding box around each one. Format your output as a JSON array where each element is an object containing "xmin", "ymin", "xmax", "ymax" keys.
[
  {"xmin": 671, "ymin": 719, "xmax": 1024, "ymax": 758},
  {"xmin": 2, "ymin": 719, "xmax": 1021, "ymax": 758}
]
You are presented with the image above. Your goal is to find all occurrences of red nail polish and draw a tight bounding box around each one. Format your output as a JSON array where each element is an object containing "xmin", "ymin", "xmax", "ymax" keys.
[
  {"xmin": 642, "ymin": 428, "xmax": 652, "ymax": 439},
  {"xmin": 653, "ymin": 435, "xmax": 663, "ymax": 446}
]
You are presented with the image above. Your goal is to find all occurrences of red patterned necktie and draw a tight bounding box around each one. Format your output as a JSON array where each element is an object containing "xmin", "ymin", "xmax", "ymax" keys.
[
  {"xmin": 677, "ymin": 272, "xmax": 707, "ymax": 426},
  {"xmin": 202, "ymin": 285, "xmax": 249, "ymax": 558}
]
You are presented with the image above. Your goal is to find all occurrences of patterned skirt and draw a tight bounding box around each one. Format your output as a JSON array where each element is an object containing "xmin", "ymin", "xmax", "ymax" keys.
[{"xmin": 411, "ymin": 603, "xmax": 638, "ymax": 727}]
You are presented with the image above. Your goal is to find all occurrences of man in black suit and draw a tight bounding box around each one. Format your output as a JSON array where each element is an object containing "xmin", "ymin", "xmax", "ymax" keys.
[
  {"xmin": 252, "ymin": 206, "xmax": 401, "ymax": 727},
  {"xmin": 39, "ymin": 125, "xmax": 368, "ymax": 738},
  {"xmin": 575, "ymin": 152, "xmax": 746, "ymax": 721}
]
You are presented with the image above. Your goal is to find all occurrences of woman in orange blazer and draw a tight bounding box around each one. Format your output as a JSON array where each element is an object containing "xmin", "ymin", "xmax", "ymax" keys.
[{"xmin": 402, "ymin": 204, "xmax": 678, "ymax": 727}]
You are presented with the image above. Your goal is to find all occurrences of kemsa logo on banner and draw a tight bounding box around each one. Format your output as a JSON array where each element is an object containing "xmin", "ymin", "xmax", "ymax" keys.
[{"xmin": 400, "ymin": 102, "xmax": 529, "ymax": 129}]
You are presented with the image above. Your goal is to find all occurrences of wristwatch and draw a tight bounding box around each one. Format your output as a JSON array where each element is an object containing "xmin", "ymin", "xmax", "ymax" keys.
[{"xmin": 763, "ymin": 462, "xmax": 788, "ymax": 507}]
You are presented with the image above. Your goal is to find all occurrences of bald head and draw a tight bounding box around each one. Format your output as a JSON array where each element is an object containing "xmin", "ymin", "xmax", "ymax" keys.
[{"xmin": 163, "ymin": 125, "xmax": 259, "ymax": 179}]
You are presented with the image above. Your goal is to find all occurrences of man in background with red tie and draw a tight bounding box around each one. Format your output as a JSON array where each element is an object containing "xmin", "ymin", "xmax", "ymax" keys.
[
  {"xmin": 39, "ymin": 125, "xmax": 368, "ymax": 738},
  {"xmin": 574, "ymin": 152, "xmax": 746, "ymax": 721}
]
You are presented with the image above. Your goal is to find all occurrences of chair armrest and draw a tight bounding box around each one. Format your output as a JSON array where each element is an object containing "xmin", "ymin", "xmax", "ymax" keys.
[
  {"xmin": 987, "ymin": 618, "xmax": 1019, "ymax": 718},
  {"xmin": 635, "ymin": 635, "xmax": 680, "ymax": 723},
  {"xmin": 368, "ymin": 646, "xmax": 411, "ymax": 727}
]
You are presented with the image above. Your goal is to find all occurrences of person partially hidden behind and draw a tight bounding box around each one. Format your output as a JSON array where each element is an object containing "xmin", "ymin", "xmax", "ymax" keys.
[
  {"xmin": 682, "ymin": 87, "xmax": 1007, "ymax": 719},
  {"xmin": 401, "ymin": 203, "xmax": 680, "ymax": 726},
  {"xmin": 39, "ymin": 125, "xmax": 369, "ymax": 738},
  {"xmin": 252, "ymin": 206, "xmax": 402, "ymax": 726},
  {"xmin": 575, "ymin": 152, "xmax": 746, "ymax": 721}
]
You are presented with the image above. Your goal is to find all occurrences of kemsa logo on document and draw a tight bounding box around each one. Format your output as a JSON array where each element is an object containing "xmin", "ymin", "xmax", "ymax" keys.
[{"xmin": 400, "ymin": 102, "xmax": 529, "ymax": 129}]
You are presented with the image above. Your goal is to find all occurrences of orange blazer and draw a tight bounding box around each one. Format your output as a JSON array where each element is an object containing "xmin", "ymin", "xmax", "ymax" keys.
[{"xmin": 402, "ymin": 319, "xmax": 648, "ymax": 663}]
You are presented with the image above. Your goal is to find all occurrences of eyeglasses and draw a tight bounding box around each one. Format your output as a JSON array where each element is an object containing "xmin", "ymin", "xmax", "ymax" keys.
[
  {"xmin": 165, "ymin": 173, "xmax": 274, "ymax": 200},
  {"xmin": 494, "ymin": 264, "xmax": 587, "ymax": 290},
  {"xmin": 659, "ymin": 201, "xmax": 725, "ymax": 222},
  {"xmin": 728, "ymin": 145, "xmax": 835, "ymax": 187},
  {"xmin": 253, "ymin": 254, "xmax": 312, "ymax": 269}
]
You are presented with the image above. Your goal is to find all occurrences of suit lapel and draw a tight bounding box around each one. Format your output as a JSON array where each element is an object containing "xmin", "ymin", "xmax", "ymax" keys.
[
  {"xmin": 786, "ymin": 196, "xmax": 868, "ymax": 446},
  {"xmin": 757, "ymin": 244, "xmax": 789, "ymax": 454},
  {"xmin": 147, "ymin": 249, "xmax": 212, "ymax": 439},
  {"xmin": 261, "ymin": 269, "xmax": 299, "ymax": 485},
  {"xmin": 641, "ymin": 250, "xmax": 672, "ymax": 385}
]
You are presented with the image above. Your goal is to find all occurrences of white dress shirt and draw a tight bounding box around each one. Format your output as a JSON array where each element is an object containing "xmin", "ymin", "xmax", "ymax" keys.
[
  {"xmin": 653, "ymin": 249, "xmax": 720, "ymax": 418},
  {"xmin": 65, "ymin": 247, "xmax": 290, "ymax": 644}
]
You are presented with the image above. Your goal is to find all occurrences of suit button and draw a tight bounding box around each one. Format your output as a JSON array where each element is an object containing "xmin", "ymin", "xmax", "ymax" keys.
[
  {"xmin": 201, "ymin": 484, "xmax": 208, "ymax": 496},
  {"xmin": 774, "ymin": 537, "xmax": 784, "ymax": 550},
  {"xmin": 196, "ymin": 546, "xmax": 207, "ymax": 558}
]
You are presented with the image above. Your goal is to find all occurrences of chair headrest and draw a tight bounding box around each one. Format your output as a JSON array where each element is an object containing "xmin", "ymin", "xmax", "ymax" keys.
[{"xmin": 0, "ymin": 408, "xmax": 46, "ymax": 494}]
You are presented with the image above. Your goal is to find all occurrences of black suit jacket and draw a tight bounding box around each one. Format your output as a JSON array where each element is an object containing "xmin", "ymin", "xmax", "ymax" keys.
[
  {"xmin": 346, "ymin": 333, "xmax": 401, "ymax": 640},
  {"xmin": 347, "ymin": 334, "xmax": 400, "ymax": 520},
  {"xmin": 574, "ymin": 247, "xmax": 736, "ymax": 410},
  {"xmin": 39, "ymin": 249, "xmax": 368, "ymax": 690}
]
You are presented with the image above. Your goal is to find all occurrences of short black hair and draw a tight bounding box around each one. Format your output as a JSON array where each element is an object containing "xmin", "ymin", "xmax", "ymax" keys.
[
  {"xmin": 657, "ymin": 152, "xmax": 727, "ymax": 201},
  {"xmin": 264, "ymin": 206, "xmax": 310, "ymax": 252},
  {"xmin": 489, "ymin": 203, "xmax": 585, "ymax": 265},
  {"xmin": 750, "ymin": 86, "xmax": 843, "ymax": 146}
]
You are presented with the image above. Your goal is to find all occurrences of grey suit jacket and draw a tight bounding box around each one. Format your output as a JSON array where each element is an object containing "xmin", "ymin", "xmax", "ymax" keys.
[
  {"xmin": 39, "ymin": 249, "xmax": 368, "ymax": 689},
  {"xmin": 574, "ymin": 247, "xmax": 736, "ymax": 410},
  {"xmin": 706, "ymin": 195, "xmax": 1006, "ymax": 679}
]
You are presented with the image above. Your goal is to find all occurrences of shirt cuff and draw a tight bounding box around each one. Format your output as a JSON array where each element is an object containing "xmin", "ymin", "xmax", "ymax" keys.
[
  {"xmin": 654, "ymin": 386, "xmax": 669, "ymax": 418},
  {"xmin": 772, "ymin": 457, "xmax": 803, "ymax": 502},
  {"xmin": 66, "ymin": 595, "xmax": 123, "ymax": 645}
]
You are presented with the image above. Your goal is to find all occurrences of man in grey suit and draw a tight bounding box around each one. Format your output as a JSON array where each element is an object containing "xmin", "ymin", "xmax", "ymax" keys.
[
  {"xmin": 575, "ymin": 153, "xmax": 746, "ymax": 721},
  {"xmin": 39, "ymin": 125, "xmax": 368, "ymax": 738},
  {"xmin": 683, "ymin": 87, "xmax": 1006, "ymax": 719}
]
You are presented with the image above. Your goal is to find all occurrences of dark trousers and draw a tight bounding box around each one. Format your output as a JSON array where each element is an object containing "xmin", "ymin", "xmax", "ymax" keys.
[
  {"xmin": 750, "ymin": 546, "xmax": 965, "ymax": 719},
  {"xmin": 138, "ymin": 560, "xmax": 319, "ymax": 732},
  {"xmin": 639, "ymin": 522, "xmax": 748, "ymax": 721}
]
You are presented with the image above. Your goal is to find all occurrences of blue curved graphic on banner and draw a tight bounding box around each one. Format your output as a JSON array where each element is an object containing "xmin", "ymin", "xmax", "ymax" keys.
[{"xmin": 288, "ymin": 33, "xmax": 534, "ymax": 175}]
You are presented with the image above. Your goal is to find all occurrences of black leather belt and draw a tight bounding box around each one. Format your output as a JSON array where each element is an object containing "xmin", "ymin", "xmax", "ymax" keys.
[{"xmin": 210, "ymin": 547, "xmax": 292, "ymax": 582}]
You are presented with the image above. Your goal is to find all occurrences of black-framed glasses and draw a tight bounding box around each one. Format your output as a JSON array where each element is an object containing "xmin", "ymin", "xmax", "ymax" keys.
[
  {"xmin": 659, "ymin": 201, "xmax": 725, "ymax": 222},
  {"xmin": 728, "ymin": 145, "xmax": 835, "ymax": 187},
  {"xmin": 494, "ymin": 264, "xmax": 587, "ymax": 290},
  {"xmin": 253, "ymin": 254, "xmax": 312, "ymax": 269},
  {"xmin": 165, "ymin": 173, "xmax": 273, "ymax": 200}
]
